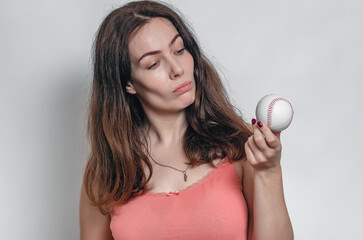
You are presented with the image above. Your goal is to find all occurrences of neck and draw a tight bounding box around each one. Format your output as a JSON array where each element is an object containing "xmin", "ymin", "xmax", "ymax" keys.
[{"xmin": 144, "ymin": 110, "xmax": 188, "ymax": 148}]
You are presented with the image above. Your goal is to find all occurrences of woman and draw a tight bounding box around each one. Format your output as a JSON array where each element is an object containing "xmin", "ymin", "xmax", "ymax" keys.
[{"xmin": 79, "ymin": 1, "xmax": 294, "ymax": 239}]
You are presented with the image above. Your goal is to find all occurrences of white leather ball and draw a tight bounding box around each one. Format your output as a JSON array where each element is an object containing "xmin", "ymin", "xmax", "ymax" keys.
[{"xmin": 255, "ymin": 94, "xmax": 294, "ymax": 132}]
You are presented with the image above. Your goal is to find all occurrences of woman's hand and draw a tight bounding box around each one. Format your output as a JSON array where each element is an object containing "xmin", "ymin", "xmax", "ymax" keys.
[{"xmin": 244, "ymin": 119, "xmax": 282, "ymax": 174}]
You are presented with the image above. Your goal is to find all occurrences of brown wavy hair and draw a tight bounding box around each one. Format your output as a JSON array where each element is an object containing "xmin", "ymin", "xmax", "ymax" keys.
[{"xmin": 83, "ymin": 0, "xmax": 253, "ymax": 215}]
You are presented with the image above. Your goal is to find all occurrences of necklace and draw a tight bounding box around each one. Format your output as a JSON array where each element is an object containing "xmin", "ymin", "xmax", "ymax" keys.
[{"xmin": 148, "ymin": 154, "xmax": 191, "ymax": 182}]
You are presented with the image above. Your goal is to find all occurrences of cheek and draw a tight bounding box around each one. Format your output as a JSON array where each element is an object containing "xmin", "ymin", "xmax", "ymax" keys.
[
  {"xmin": 132, "ymin": 78, "xmax": 170, "ymax": 103},
  {"xmin": 186, "ymin": 54, "xmax": 194, "ymax": 72}
]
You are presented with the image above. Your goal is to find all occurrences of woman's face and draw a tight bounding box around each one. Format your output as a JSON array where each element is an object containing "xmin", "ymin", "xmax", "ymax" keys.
[{"xmin": 127, "ymin": 17, "xmax": 195, "ymax": 115}]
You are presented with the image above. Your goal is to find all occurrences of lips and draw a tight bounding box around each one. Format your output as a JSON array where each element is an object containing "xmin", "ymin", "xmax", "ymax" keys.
[{"xmin": 173, "ymin": 81, "xmax": 192, "ymax": 93}]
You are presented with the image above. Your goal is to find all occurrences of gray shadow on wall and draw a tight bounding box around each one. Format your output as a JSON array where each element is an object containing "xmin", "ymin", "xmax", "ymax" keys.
[{"xmin": 41, "ymin": 68, "xmax": 91, "ymax": 240}]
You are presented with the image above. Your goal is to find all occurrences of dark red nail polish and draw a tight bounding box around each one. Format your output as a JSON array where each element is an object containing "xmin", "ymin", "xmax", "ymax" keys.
[
  {"xmin": 252, "ymin": 118, "xmax": 256, "ymax": 125},
  {"xmin": 257, "ymin": 121, "xmax": 263, "ymax": 128}
]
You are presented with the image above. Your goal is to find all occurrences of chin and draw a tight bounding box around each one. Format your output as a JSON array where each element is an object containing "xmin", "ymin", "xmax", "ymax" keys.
[{"xmin": 181, "ymin": 90, "xmax": 196, "ymax": 108}]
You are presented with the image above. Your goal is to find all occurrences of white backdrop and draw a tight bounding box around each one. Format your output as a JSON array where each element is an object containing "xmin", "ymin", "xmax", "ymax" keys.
[{"xmin": 1, "ymin": 0, "xmax": 362, "ymax": 239}]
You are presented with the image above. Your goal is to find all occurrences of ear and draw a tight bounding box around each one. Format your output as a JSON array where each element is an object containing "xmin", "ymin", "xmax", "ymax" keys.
[{"xmin": 126, "ymin": 81, "xmax": 137, "ymax": 94}]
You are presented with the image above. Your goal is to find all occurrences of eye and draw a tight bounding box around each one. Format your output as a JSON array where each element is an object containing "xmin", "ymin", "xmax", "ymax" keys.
[
  {"xmin": 148, "ymin": 61, "xmax": 158, "ymax": 70},
  {"xmin": 176, "ymin": 48, "xmax": 186, "ymax": 55}
]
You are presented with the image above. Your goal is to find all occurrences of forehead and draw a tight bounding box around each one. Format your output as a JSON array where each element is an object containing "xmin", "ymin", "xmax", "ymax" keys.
[{"xmin": 128, "ymin": 17, "xmax": 179, "ymax": 62}]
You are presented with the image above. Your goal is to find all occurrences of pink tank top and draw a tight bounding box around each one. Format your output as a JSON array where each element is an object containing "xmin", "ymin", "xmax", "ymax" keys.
[{"xmin": 110, "ymin": 157, "xmax": 248, "ymax": 240}]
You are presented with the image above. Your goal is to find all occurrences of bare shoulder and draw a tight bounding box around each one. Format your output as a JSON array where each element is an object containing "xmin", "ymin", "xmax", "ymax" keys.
[
  {"xmin": 79, "ymin": 182, "xmax": 114, "ymax": 240},
  {"xmin": 231, "ymin": 157, "xmax": 244, "ymax": 182},
  {"xmin": 231, "ymin": 121, "xmax": 254, "ymax": 183}
]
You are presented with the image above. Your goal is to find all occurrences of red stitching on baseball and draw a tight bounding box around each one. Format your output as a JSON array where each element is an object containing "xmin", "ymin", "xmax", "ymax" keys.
[{"xmin": 267, "ymin": 97, "xmax": 294, "ymax": 129}]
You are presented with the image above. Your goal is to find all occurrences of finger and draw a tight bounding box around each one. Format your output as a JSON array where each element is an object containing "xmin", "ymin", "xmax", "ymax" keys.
[
  {"xmin": 252, "ymin": 118, "xmax": 272, "ymax": 151},
  {"xmin": 244, "ymin": 141, "xmax": 257, "ymax": 165},
  {"xmin": 247, "ymin": 135, "xmax": 266, "ymax": 162},
  {"xmin": 252, "ymin": 126, "xmax": 270, "ymax": 151},
  {"xmin": 256, "ymin": 120, "xmax": 281, "ymax": 149},
  {"xmin": 251, "ymin": 123, "xmax": 277, "ymax": 159}
]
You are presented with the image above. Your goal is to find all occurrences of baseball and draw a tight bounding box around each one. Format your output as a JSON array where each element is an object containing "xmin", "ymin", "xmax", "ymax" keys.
[{"xmin": 255, "ymin": 94, "xmax": 294, "ymax": 132}]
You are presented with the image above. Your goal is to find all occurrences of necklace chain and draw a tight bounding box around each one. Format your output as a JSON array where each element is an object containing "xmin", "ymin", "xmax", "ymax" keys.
[{"xmin": 148, "ymin": 154, "xmax": 191, "ymax": 182}]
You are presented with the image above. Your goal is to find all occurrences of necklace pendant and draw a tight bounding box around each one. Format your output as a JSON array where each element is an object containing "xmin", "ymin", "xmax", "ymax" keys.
[{"xmin": 184, "ymin": 172, "xmax": 187, "ymax": 182}]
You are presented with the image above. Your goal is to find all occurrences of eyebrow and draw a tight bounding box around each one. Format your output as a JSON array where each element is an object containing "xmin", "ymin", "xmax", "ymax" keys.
[{"xmin": 137, "ymin": 33, "xmax": 181, "ymax": 63}]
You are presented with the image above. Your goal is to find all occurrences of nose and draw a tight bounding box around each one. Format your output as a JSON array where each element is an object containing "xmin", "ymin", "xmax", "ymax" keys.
[{"xmin": 169, "ymin": 57, "xmax": 184, "ymax": 80}]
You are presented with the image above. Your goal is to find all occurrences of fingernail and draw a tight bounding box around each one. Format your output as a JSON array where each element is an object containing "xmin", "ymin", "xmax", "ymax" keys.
[
  {"xmin": 251, "ymin": 118, "xmax": 256, "ymax": 125},
  {"xmin": 257, "ymin": 121, "xmax": 263, "ymax": 128}
]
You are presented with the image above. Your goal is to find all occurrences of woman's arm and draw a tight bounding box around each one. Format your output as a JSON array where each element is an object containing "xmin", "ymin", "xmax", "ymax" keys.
[
  {"xmin": 242, "ymin": 121, "xmax": 294, "ymax": 240},
  {"xmin": 79, "ymin": 182, "xmax": 114, "ymax": 240}
]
